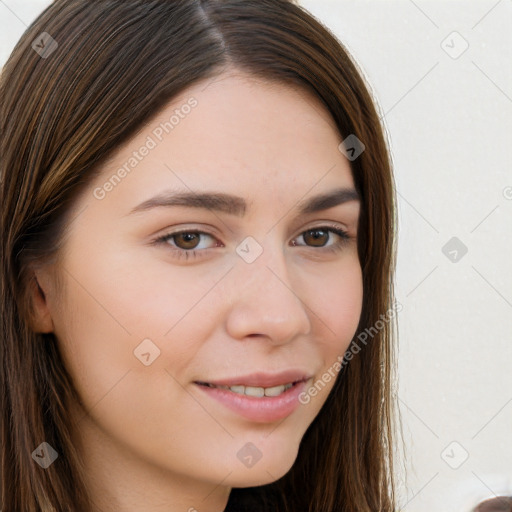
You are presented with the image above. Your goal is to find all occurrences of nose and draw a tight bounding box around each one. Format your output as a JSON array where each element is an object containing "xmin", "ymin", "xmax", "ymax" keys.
[{"xmin": 224, "ymin": 243, "xmax": 312, "ymax": 345}]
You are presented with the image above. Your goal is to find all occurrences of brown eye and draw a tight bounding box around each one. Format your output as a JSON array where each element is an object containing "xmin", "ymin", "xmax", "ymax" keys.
[
  {"xmin": 291, "ymin": 226, "xmax": 350, "ymax": 253},
  {"xmin": 302, "ymin": 228, "xmax": 330, "ymax": 247},
  {"xmin": 173, "ymin": 232, "xmax": 202, "ymax": 250},
  {"xmin": 156, "ymin": 230, "xmax": 218, "ymax": 253}
]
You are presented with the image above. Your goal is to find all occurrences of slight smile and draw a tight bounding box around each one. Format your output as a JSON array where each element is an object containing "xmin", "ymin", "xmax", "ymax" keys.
[{"xmin": 194, "ymin": 371, "xmax": 313, "ymax": 423}]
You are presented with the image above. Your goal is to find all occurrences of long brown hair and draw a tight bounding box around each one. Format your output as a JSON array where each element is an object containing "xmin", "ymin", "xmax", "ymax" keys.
[{"xmin": 1, "ymin": 1, "xmax": 401, "ymax": 510}]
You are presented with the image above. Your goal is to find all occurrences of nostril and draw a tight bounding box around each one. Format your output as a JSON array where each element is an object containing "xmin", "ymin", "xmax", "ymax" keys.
[{"xmin": 472, "ymin": 496, "xmax": 512, "ymax": 512}]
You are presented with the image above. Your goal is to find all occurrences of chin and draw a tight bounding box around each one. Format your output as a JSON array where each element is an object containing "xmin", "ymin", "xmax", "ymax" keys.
[{"xmin": 224, "ymin": 444, "xmax": 299, "ymax": 488}]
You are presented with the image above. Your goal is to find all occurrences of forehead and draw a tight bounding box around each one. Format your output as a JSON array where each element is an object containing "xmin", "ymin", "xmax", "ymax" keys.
[{"xmin": 85, "ymin": 69, "xmax": 355, "ymax": 214}]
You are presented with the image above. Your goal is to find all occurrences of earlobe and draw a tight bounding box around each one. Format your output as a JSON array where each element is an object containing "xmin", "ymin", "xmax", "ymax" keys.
[{"xmin": 28, "ymin": 272, "xmax": 55, "ymax": 334}]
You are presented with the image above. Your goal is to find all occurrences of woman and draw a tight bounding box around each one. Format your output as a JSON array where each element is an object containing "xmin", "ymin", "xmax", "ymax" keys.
[{"xmin": 0, "ymin": 1, "xmax": 400, "ymax": 510}]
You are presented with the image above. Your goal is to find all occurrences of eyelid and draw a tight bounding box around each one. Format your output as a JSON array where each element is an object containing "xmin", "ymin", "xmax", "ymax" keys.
[
  {"xmin": 152, "ymin": 221, "xmax": 351, "ymax": 244},
  {"xmin": 155, "ymin": 228, "xmax": 221, "ymax": 250}
]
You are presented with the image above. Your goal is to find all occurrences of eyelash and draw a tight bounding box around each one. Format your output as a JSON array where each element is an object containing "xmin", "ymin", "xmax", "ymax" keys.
[{"xmin": 153, "ymin": 226, "xmax": 351, "ymax": 261}]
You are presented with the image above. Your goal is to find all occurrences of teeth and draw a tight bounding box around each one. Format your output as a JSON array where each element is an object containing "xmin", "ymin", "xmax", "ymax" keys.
[
  {"xmin": 264, "ymin": 384, "xmax": 287, "ymax": 397},
  {"xmin": 209, "ymin": 382, "xmax": 295, "ymax": 397},
  {"xmin": 245, "ymin": 386, "xmax": 265, "ymax": 397}
]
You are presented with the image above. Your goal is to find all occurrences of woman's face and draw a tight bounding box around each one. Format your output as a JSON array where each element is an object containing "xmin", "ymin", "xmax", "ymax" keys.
[{"xmin": 34, "ymin": 69, "xmax": 363, "ymax": 508}]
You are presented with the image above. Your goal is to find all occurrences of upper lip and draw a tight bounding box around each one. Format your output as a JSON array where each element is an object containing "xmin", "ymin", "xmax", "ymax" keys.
[{"xmin": 195, "ymin": 370, "xmax": 312, "ymax": 388}]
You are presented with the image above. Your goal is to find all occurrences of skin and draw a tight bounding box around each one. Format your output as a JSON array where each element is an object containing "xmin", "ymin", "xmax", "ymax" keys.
[{"xmin": 31, "ymin": 68, "xmax": 363, "ymax": 512}]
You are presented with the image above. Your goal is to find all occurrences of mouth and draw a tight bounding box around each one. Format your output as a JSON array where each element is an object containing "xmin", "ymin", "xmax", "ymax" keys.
[
  {"xmin": 193, "ymin": 372, "xmax": 313, "ymax": 423},
  {"xmin": 195, "ymin": 380, "xmax": 301, "ymax": 398}
]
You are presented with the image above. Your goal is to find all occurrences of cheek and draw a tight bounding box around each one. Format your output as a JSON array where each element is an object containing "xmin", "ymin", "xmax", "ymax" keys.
[
  {"xmin": 312, "ymin": 258, "xmax": 363, "ymax": 350},
  {"xmin": 291, "ymin": 264, "xmax": 362, "ymax": 417},
  {"xmin": 51, "ymin": 256, "xmax": 212, "ymax": 459},
  {"xmin": 51, "ymin": 244, "xmax": 222, "ymax": 406},
  {"xmin": 58, "ymin": 238, "xmax": 209, "ymax": 341},
  {"xmin": 305, "ymin": 257, "xmax": 363, "ymax": 388}
]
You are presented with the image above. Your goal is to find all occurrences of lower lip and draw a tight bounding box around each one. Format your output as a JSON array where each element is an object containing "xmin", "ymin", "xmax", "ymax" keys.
[{"xmin": 195, "ymin": 380, "xmax": 309, "ymax": 423}]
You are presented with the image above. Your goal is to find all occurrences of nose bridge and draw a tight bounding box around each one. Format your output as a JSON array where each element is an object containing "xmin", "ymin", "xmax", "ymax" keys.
[
  {"xmin": 225, "ymin": 235, "xmax": 312, "ymax": 342},
  {"xmin": 237, "ymin": 232, "xmax": 294, "ymax": 292}
]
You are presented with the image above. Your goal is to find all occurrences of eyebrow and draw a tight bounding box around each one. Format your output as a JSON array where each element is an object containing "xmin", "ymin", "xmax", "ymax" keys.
[{"xmin": 127, "ymin": 186, "xmax": 360, "ymax": 217}]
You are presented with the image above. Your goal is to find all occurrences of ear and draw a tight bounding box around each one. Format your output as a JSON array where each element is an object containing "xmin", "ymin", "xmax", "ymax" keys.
[{"xmin": 27, "ymin": 269, "xmax": 55, "ymax": 334}]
